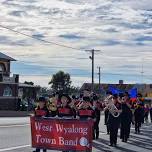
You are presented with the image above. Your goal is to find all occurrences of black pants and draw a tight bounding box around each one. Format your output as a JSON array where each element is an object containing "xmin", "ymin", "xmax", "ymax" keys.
[
  {"xmin": 120, "ymin": 123, "xmax": 131, "ymax": 141},
  {"xmin": 94, "ymin": 119, "xmax": 100, "ymax": 139},
  {"xmin": 150, "ymin": 112, "xmax": 152, "ymax": 122},
  {"xmin": 144, "ymin": 113, "xmax": 149, "ymax": 123},
  {"xmin": 135, "ymin": 121, "xmax": 141, "ymax": 133},
  {"xmin": 109, "ymin": 125, "xmax": 119, "ymax": 145},
  {"xmin": 106, "ymin": 124, "xmax": 110, "ymax": 134}
]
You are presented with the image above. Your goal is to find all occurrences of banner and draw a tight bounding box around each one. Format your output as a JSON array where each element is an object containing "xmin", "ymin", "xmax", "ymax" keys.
[
  {"xmin": 31, "ymin": 117, "xmax": 93, "ymax": 151},
  {"xmin": 129, "ymin": 88, "xmax": 137, "ymax": 102},
  {"xmin": 109, "ymin": 86, "xmax": 123, "ymax": 95}
]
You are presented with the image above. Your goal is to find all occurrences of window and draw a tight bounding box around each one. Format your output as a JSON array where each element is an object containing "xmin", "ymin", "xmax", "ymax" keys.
[
  {"xmin": 3, "ymin": 86, "xmax": 12, "ymax": 97},
  {"xmin": 0, "ymin": 63, "xmax": 5, "ymax": 72}
]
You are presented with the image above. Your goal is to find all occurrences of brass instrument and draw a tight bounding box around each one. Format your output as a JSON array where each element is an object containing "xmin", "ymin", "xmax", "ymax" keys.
[
  {"xmin": 104, "ymin": 95, "xmax": 120, "ymax": 118},
  {"xmin": 47, "ymin": 97, "xmax": 57, "ymax": 112}
]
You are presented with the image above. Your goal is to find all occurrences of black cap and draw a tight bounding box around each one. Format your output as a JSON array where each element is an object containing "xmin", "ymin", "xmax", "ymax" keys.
[
  {"xmin": 60, "ymin": 94, "xmax": 71, "ymax": 103},
  {"xmin": 113, "ymin": 94, "xmax": 118, "ymax": 99},
  {"xmin": 83, "ymin": 96, "xmax": 90, "ymax": 102},
  {"xmin": 80, "ymin": 93, "xmax": 83, "ymax": 98},
  {"xmin": 137, "ymin": 93, "xmax": 142, "ymax": 98},
  {"xmin": 72, "ymin": 95, "xmax": 76, "ymax": 100},
  {"xmin": 93, "ymin": 95, "xmax": 98, "ymax": 101},
  {"xmin": 38, "ymin": 97, "xmax": 46, "ymax": 102},
  {"xmin": 106, "ymin": 91, "xmax": 112, "ymax": 95}
]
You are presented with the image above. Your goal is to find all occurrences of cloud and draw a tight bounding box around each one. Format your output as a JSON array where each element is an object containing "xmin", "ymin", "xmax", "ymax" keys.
[
  {"xmin": 9, "ymin": 10, "xmax": 28, "ymax": 17},
  {"xmin": 0, "ymin": 0, "xmax": 152, "ymax": 87},
  {"xmin": 59, "ymin": 34, "xmax": 85, "ymax": 40}
]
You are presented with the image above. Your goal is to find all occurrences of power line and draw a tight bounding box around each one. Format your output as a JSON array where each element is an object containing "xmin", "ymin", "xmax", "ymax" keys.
[{"xmin": 0, "ymin": 24, "xmax": 82, "ymax": 51}]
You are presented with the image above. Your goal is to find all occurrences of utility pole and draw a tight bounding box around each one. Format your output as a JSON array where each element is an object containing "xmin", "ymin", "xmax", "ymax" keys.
[
  {"xmin": 97, "ymin": 66, "xmax": 101, "ymax": 92},
  {"xmin": 85, "ymin": 49, "xmax": 100, "ymax": 92},
  {"xmin": 141, "ymin": 58, "xmax": 144, "ymax": 94}
]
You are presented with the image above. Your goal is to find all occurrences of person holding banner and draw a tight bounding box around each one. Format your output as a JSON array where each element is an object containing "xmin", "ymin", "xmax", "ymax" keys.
[
  {"xmin": 58, "ymin": 94, "xmax": 76, "ymax": 152},
  {"xmin": 77, "ymin": 96, "xmax": 95, "ymax": 145},
  {"xmin": 58, "ymin": 94, "xmax": 76, "ymax": 118},
  {"xmin": 33, "ymin": 97, "xmax": 49, "ymax": 152},
  {"xmin": 47, "ymin": 97, "xmax": 58, "ymax": 117}
]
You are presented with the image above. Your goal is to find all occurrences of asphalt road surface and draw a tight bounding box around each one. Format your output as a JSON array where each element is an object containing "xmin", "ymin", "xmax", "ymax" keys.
[{"xmin": 0, "ymin": 116, "xmax": 152, "ymax": 152}]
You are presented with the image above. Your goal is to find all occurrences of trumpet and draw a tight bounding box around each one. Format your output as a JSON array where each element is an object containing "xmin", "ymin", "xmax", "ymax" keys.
[{"xmin": 104, "ymin": 95, "xmax": 120, "ymax": 118}]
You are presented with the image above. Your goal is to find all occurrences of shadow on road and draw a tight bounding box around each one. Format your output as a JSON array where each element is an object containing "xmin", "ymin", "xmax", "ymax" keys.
[
  {"xmin": 93, "ymin": 124, "xmax": 152, "ymax": 152},
  {"xmin": 128, "ymin": 128, "xmax": 152, "ymax": 151}
]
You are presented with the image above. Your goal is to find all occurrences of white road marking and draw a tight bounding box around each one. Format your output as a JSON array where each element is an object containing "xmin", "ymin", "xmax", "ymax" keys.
[
  {"xmin": 0, "ymin": 124, "xmax": 30, "ymax": 128},
  {"xmin": 99, "ymin": 132, "xmax": 107, "ymax": 135},
  {"xmin": 0, "ymin": 145, "xmax": 30, "ymax": 151}
]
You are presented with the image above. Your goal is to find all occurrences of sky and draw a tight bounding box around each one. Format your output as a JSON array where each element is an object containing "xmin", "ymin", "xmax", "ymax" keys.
[{"xmin": 0, "ymin": 0, "xmax": 152, "ymax": 87}]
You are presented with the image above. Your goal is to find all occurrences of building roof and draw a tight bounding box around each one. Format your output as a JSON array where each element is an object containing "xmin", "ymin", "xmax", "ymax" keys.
[
  {"xmin": 80, "ymin": 83, "xmax": 135, "ymax": 92},
  {"xmin": 0, "ymin": 52, "xmax": 16, "ymax": 61}
]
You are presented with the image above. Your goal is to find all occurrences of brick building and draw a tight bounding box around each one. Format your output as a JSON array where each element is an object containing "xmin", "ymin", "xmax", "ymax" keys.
[{"xmin": 0, "ymin": 52, "xmax": 40, "ymax": 110}]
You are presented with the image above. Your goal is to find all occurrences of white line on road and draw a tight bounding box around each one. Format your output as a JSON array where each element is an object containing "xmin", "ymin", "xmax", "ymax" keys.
[
  {"xmin": 0, "ymin": 124, "xmax": 30, "ymax": 128},
  {"xmin": 0, "ymin": 145, "xmax": 30, "ymax": 151}
]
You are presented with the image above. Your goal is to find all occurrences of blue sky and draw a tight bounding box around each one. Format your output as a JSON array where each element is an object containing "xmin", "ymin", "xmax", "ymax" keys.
[{"xmin": 0, "ymin": 0, "xmax": 152, "ymax": 87}]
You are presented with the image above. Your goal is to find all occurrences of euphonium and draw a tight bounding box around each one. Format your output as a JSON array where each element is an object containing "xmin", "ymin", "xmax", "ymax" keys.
[
  {"xmin": 47, "ymin": 97, "xmax": 57, "ymax": 112},
  {"xmin": 104, "ymin": 95, "xmax": 120, "ymax": 118}
]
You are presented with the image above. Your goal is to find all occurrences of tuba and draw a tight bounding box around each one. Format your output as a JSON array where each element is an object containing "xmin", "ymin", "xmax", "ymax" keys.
[{"xmin": 104, "ymin": 95, "xmax": 120, "ymax": 118}]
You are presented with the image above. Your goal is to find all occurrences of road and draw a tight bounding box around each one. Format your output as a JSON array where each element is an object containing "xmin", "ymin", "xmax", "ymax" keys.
[{"xmin": 0, "ymin": 116, "xmax": 152, "ymax": 152}]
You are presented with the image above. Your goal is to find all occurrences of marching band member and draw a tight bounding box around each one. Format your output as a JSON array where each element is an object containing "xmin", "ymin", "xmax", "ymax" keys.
[
  {"xmin": 144, "ymin": 104, "xmax": 150, "ymax": 123},
  {"xmin": 136, "ymin": 93, "xmax": 145, "ymax": 124},
  {"xmin": 76, "ymin": 96, "xmax": 95, "ymax": 152},
  {"xmin": 120, "ymin": 92, "xmax": 132, "ymax": 142},
  {"xmin": 33, "ymin": 97, "xmax": 49, "ymax": 152},
  {"xmin": 47, "ymin": 97, "xmax": 58, "ymax": 117},
  {"xmin": 104, "ymin": 108, "xmax": 110, "ymax": 134},
  {"xmin": 93, "ymin": 95, "xmax": 103, "ymax": 139},
  {"xmin": 77, "ymin": 96, "xmax": 95, "ymax": 120},
  {"xmin": 77, "ymin": 96, "xmax": 95, "ymax": 142},
  {"xmin": 58, "ymin": 94, "xmax": 76, "ymax": 118},
  {"xmin": 107, "ymin": 94, "xmax": 122, "ymax": 147},
  {"xmin": 150, "ymin": 104, "xmax": 152, "ymax": 123},
  {"xmin": 69, "ymin": 95, "xmax": 77, "ymax": 111},
  {"xmin": 104, "ymin": 91, "xmax": 112, "ymax": 134},
  {"xmin": 57, "ymin": 94, "xmax": 76, "ymax": 152},
  {"xmin": 75, "ymin": 94, "xmax": 83, "ymax": 110},
  {"xmin": 134, "ymin": 103, "xmax": 144, "ymax": 134}
]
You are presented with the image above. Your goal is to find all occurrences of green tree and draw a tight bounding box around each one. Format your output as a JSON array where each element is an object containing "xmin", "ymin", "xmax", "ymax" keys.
[
  {"xmin": 49, "ymin": 71, "xmax": 71, "ymax": 93},
  {"xmin": 69, "ymin": 86, "xmax": 80, "ymax": 95}
]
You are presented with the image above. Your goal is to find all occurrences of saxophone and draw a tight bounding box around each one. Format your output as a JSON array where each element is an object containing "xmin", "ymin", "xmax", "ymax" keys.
[{"xmin": 104, "ymin": 95, "xmax": 120, "ymax": 118}]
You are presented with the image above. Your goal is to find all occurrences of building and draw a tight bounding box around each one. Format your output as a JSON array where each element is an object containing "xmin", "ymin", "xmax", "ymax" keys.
[{"xmin": 0, "ymin": 52, "xmax": 40, "ymax": 110}]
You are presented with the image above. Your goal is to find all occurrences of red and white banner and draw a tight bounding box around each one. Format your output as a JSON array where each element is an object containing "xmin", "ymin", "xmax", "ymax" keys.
[{"xmin": 30, "ymin": 117, "xmax": 93, "ymax": 151}]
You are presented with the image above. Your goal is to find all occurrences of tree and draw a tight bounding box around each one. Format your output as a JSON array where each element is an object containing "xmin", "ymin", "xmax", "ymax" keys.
[
  {"xmin": 49, "ymin": 71, "xmax": 71, "ymax": 93},
  {"xmin": 39, "ymin": 87, "xmax": 52, "ymax": 97},
  {"xmin": 69, "ymin": 86, "xmax": 80, "ymax": 95},
  {"xmin": 24, "ymin": 81, "xmax": 34, "ymax": 85}
]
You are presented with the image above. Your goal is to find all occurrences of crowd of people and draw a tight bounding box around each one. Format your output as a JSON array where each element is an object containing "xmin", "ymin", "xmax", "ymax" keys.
[{"xmin": 33, "ymin": 89, "xmax": 152, "ymax": 152}]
